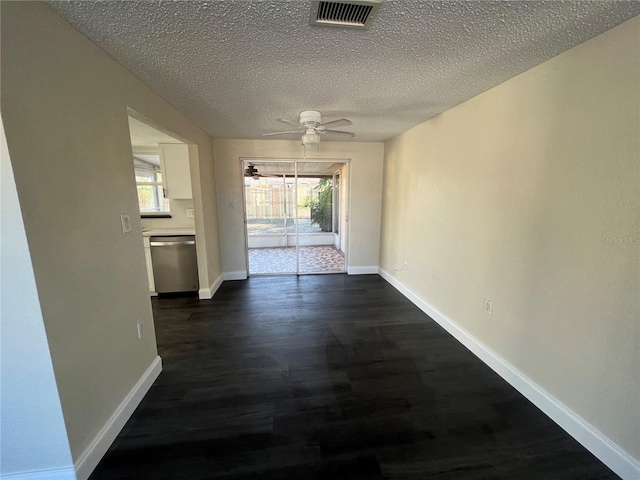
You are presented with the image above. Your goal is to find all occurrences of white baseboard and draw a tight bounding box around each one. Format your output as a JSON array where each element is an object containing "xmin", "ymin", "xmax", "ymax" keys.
[
  {"xmin": 198, "ymin": 273, "xmax": 223, "ymax": 299},
  {"xmin": 73, "ymin": 356, "xmax": 162, "ymax": 480},
  {"xmin": 223, "ymin": 270, "xmax": 247, "ymax": 281},
  {"xmin": 378, "ymin": 268, "xmax": 640, "ymax": 480},
  {"xmin": 347, "ymin": 265, "xmax": 378, "ymax": 275},
  {"xmin": 1, "ymin": 467, "xmax": 76, "ymax": 480}
]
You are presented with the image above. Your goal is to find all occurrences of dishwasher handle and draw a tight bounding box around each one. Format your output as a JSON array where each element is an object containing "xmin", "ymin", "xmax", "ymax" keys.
[{"xmin": 150, "ymin": 240, "xmax": 196, "ymax": 247}]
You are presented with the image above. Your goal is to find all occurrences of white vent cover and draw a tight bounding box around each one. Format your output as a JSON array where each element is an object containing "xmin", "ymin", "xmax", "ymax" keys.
[{"xmin": 309, "ymin": 0, "xmax": 381, "ymax": 30}]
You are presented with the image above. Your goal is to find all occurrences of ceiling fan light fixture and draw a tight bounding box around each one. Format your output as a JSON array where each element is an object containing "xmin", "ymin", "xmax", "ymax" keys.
[{"xmin": 302, "ymin": 132, "xmax": 319, "ymax": 146}]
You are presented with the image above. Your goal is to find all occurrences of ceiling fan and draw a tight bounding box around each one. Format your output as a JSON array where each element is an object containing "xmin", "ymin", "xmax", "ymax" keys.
[
  {"xmin": 245, "ymin": 164, "xmax": 259, "ymax": 178},
  {"xmin": 244, "ymin": 163, "xmax": 282, "ymax": 179},
  {"xmin": 263, "ymin": 110, "xmax": 354, "ymax": 146}
]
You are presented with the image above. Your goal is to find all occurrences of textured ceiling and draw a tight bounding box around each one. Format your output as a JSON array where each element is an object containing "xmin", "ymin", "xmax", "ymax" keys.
[{"xmin": 48, "ymin": 1, "xmax": 640, "ymax": 142}]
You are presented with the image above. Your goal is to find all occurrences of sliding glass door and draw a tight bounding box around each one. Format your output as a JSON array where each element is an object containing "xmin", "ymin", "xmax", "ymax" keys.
[{"xmin": 243, "ymin": 160, "xmax": 346, "ymax": 276}]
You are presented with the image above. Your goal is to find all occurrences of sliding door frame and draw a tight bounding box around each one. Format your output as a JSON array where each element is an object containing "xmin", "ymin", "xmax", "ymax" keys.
[{"xmin": 241, "ymin": 157, "xmax": 350, "ymax": 276}]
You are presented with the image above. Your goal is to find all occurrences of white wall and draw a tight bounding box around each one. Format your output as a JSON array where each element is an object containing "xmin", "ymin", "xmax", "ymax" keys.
[
  {"xmin": 380, "ymin": 15, "xmax": 639, "ymax": 473},
  {"xmin": 213, "ymin": 139, "xmax": 384, "ymax": 276},
  {"xmin": 0, "ymin": 1, "xmax": 221, "ymax": 473},
  {"xmin": 0, "ymin": 116, "xmax": 76, "ymax": 478},
  {"xmin": 141, "ymin": 199, "xmax": 196, "ymax": 229}
]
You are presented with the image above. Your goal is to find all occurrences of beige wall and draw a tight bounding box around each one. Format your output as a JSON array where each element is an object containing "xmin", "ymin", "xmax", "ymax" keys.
[
  {"xmin": 1, "ymin": 1, "xmax": 221, "ymax": 462},
  {"xmin": 213, "ymin": 139, "xmax": 384, "ymax": 275},
  {"xmin": 380, "ymin": 16, "xmax": 639, "ymax": 460},
  {"xmin": 141, "ymin": 199, "xmax": 196, "ymax": 229}
]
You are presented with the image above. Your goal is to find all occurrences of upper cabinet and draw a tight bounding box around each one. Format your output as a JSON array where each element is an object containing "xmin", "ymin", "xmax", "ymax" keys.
[{"xmin": 159, "ymin": 143, "xmax": 192, "ymax": 199}]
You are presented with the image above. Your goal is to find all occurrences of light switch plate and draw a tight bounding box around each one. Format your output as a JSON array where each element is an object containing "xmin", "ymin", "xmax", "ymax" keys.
[
  {"xmin": 120, "ymin": 213, "xmax": 131, "ymax": 233},
  {"xmin": 137, "ymin": 319, "xmax": 145, "ymax": 339}
]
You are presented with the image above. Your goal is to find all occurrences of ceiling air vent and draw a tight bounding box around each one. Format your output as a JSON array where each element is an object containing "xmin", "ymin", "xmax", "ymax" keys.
[{"xmin": 309, "ymin": 0, "xmax": 381, "ymax": 30}]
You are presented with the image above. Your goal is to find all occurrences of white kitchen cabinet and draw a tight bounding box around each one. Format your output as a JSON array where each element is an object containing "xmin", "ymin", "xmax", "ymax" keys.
[{"xmin": 159, "ymin": 143, "xmax": 192, "ymax": 199}]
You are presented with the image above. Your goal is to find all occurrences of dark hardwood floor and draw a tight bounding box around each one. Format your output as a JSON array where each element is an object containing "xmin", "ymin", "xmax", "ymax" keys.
[{"xmin": 90, "ymin": 274, "xmax": 618, "ymax": 479}]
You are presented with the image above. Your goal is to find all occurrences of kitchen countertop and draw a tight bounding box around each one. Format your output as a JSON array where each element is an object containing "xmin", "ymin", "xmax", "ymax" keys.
[{"xmin": 142, "ymin": 227, "xmax": 196, "ymax": 237}]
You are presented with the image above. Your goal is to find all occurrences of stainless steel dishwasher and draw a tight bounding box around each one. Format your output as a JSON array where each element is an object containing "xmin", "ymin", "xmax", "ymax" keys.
[{"xmin": 149, "ymin": 235, "xmax": 198, "ymax": 293}]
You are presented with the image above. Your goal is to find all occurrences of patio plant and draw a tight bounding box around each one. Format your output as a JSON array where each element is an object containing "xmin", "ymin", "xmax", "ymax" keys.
[{"xmin": 302, "ymin": 178, "xmax": 333, "ymax": 232}]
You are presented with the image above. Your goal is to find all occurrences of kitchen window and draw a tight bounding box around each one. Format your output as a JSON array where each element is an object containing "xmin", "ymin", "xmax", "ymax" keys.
[{"xmin": 134, "ymin": 157, "xmax": 170, "ymax": 214}]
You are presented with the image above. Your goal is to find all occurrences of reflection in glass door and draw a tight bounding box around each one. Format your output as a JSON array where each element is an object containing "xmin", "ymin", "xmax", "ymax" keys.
[{"xmin": 243, "ymin": 160, "xmax": 346, "ymax": 276}]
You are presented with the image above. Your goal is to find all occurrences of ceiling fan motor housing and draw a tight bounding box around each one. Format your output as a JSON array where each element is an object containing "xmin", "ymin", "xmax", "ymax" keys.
[{"xmin": 300, "ymin": 110, "xmax": 322, "ymax": 127}]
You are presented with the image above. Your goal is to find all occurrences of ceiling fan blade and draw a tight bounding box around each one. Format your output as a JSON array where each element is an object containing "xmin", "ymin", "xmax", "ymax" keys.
[
  {"xmin": 262, "ymin": 129, "xmax": 303, "ymax": 137},
  {"xmin": 321, "ymin": 129, "xmax": 355, "ymax": 137},
  {"xmin": 277, "ymin": 118, "xmax": 301, "ymax": 127},
  {"xmin": 319, "ymin": 118, "xmax": 352, "ymax": 129}
]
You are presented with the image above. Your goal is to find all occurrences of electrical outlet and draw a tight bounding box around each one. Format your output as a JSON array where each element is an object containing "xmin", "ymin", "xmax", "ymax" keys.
[
  {"xmin": 186, "ymin": 208, "xmax": 194, "ymax": 218},
  {"xmin": 120, "ymin": 213, "xmax": 131, "ymax": 233},
  {"xmin": 484, "ymin": 298, "xmax": 493, "ymax": 316},
  {"xmin": 137, "ymin": 319, "xmax": 145, "ymax": 339}
]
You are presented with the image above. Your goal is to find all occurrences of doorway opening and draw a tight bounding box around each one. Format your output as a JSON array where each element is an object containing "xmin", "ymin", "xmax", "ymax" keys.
[
  {"xmin": 127, "ymin": 113, "xmax": 200, "ymax": 295},
  {"xmin": 242, "ymin": 159, "xmax": 348, "ymax": 276}
]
